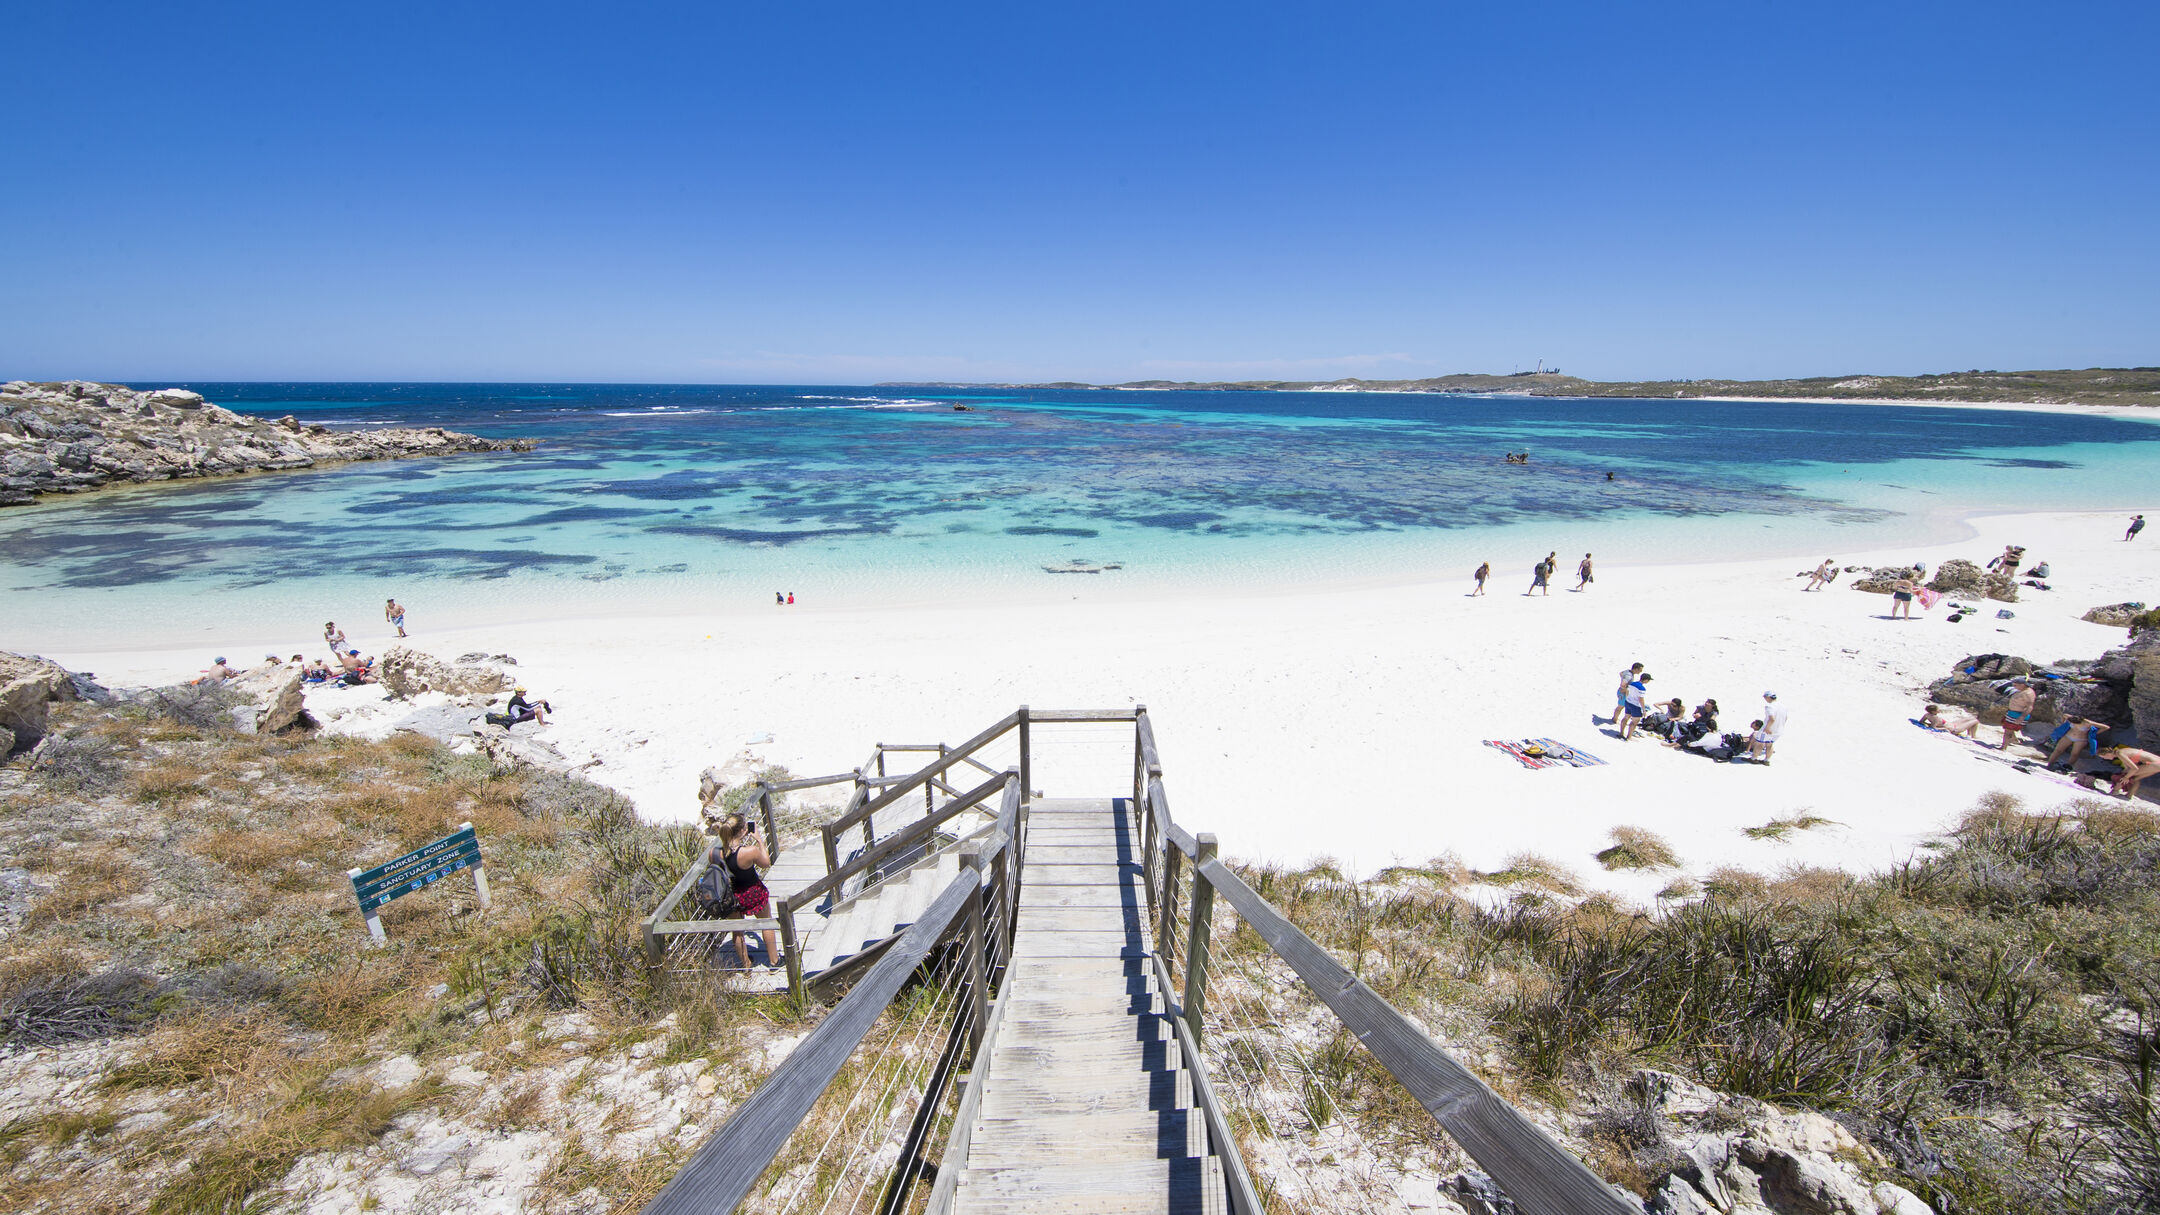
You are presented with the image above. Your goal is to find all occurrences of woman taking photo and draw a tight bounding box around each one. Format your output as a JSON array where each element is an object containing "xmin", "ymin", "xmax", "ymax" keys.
[{"xmin": 712, "ymin": 813, "xmax": 782, "ymax": 970}]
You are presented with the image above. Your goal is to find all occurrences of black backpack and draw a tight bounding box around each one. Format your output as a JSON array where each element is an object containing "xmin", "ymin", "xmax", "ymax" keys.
[{"xmin": 695, "ymin": 845, "xmax": 742, "ymax": 917}]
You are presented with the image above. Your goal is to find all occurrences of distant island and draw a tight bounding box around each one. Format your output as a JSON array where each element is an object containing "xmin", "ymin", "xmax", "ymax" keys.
[{"xmin": 881, "ymin": 365, "xmax": 2160, "ymax": 408}]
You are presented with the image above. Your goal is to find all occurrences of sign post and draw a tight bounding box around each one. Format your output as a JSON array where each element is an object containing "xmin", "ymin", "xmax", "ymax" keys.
[{"xmin": 348, "ymin": 821, "xmax": 489, "ymax": 945}]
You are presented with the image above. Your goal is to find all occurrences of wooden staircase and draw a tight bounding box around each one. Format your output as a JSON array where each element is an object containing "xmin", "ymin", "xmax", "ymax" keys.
[{"xmin": 949, "ymin": 798, "xmax": 1229, "ymax": 1214}]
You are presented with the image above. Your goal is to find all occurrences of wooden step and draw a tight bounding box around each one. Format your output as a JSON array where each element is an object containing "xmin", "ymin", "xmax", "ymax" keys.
[
  {"xmin": 1016, "ymin": 905, "xmax": 1144, "ymax": 933},
  {"xmin": 1010, "ymin": 931, "xmax": 1147, "ymax": 960},
  {"xmin": 965, "ymin": 1108, "xmax": 1207, "ymax": 1167},
  {"xmin": 992, "ymin": 1037, "xmax": 1183, "ymax": 1074},
  {"xmin": 1020, "ymin": 884, "xmax": 1146, "ymax": 909},
  {"xmin": 975, "ymin": 1067, "xmax": 1193, "ymax": 1117},
  {"xmin": 951, "ymin": 1155, "xmax": 1226, "ymax": 1214},
  {"xmin": 998, "ymin": 1011, "xmax": 1174, "ymax": 1045},
  {"xmin": 1019, "ymin": 867, "xmax": 1143, "ymax": 888}
]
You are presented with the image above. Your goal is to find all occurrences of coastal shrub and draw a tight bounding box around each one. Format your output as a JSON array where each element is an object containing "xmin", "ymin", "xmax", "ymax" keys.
[
  {"xmin": 24, "ymin": 733, "xmax": 123, "ymax": 794},
  {"xmin": 1741, "ymin": 812, "xmax": 1836, "ymax": 841},
  {"xmin": 1595, "ymin": 826, "xmax": 1678, "ymax": 870},
  {"xmin": 135, "ymin": 682, "xmax": 241, "ymax": 731}
]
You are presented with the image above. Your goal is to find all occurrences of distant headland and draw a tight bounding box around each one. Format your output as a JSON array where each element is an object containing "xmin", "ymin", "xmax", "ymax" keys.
[{"xmin": 879, "ymin": 365, "xmax": 2160, "ymax": 409}]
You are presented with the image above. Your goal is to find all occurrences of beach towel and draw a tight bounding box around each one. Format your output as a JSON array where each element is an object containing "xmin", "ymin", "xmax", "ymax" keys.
[{"xmin": 1916, "ymin": 588, "xmax": 1942, "ymax": 610}]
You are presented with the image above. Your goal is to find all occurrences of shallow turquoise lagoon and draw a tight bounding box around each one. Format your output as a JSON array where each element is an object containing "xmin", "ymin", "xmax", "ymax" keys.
[{"xmin": 0, "ymin": 384, "xmax": 2153, "ymax": 646}]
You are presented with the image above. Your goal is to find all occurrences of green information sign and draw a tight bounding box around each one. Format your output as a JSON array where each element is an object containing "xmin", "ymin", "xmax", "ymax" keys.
[{"xmin": 347, "ymin": 821, "xmax": 490, "ymax": 943}]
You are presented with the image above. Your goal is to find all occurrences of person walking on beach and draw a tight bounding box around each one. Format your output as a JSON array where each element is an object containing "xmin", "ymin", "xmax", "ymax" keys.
[
  {"xmin": 1471, "ymin": 562, "xmax": 1489, "ymax": 595},
  {"xmin": 1997, "ymin": 679, "xmax": 2036, "ymax": 750},
  {"xmin": 1804, "ymin": 559, "xmax": 1837, "ymax": 591},
  {"xmin": 2129, "ymin": 514, "xmax": 2146, "ymax": 541},
  {"xmin": 1610, "ymin": 662, "xmax": 1644, "ymax": 723},
  {"xmin": 385, "ymin": 598, "xmax": 407, "ymax": 638},
  {"xmin": 1574, "ymin": 553, "xmax": 1594, "ymax": 592},
  {"xmin": 324, "ymin": 621, "xmax": 346, "ymax": 654}
]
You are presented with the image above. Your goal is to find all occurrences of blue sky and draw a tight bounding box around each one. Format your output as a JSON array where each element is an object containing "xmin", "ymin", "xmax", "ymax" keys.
[{"xmin": 3, "ymin": 2, "xmax": 2154, "ymax": 384}]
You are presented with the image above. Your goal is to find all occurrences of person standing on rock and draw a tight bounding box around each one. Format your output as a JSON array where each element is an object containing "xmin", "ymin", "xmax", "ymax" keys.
[
  {"xmin": 2130, "ymin": 514, "xmax": 2147, "ymax": 541},
  {"xmin": 385, "ymin": 598, "xmax": 407, "ymax": 638},
  {"xmin": 1997, "ymin": 679, "xmax": 2037, "ymax": 750}
]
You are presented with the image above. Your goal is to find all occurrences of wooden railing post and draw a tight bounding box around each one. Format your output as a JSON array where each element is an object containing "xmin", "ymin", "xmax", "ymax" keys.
[
  {"xmin": 1183, "ymin": 834, "xmax": 1218, "ymax": 1048},
  {"xmin": 1157, "ymin": 839, "xmax": 1184, "ymax": 986},
  {"xmin": 931, "ymin": 744, "xmax": 945, "ymax": 812},
  {"xmin": 821, "ymin": 823, "xmax": 840, "ymax": 878},
  {"xmin": 988, "ymin": 841, "xmax": 1010, "ymax": 972},
  {"xmin": 1016, "ymin": 705, "xmax": 1031, "ymax": 801},
  {"xmin": 775, "ymin": 897, "xmax": 805, "ymax": 1006},
  {"xmin": 958, "ymin": 844, "xmax": 990, "ymax": 1056},
  {"xmin": 855, "ymin": 768, "xmax": 875, "ymax": 861},
  {"xmin": 756, "ymin": 786, "xmax": 778, "ymax": 846}
]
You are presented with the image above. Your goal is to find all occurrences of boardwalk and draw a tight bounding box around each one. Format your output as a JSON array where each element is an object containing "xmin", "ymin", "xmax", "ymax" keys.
[{"xmin": 951, "ymin": 798, "xmax": 1229, "ymax": 1214}]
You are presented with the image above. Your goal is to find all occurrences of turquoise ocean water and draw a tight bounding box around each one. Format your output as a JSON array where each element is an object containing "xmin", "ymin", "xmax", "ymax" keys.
[{"xmin": 1, "ymin": 384, "xmax": 2154, "ymax": 648}]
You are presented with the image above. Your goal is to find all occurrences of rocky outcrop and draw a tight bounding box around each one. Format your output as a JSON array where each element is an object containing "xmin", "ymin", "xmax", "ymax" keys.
[
  {"xmin": 2134, "ymin": 655, "xmax": 2160, "ymax": 749},
  {"xmin": 1622, "ymin": 1069, "xmax": 1922, "ymax": 1215},
  {"xmin": 1925, "ymin": 558, "xmax": 2017, "ymax": 603},
  {"xmin": 0, "ymin": 380, "xmax": 534, "ymax": 506},
  {"xmin": 377, "ymin": 647, "xmax": 512, "ymax": 699},
  {"xmin": 2083, "ymin": 601, "xmax": 2148, "ymax": 628},
  {"xmin": 1847, "ymin": 565, "xmax": 1922, "ymax": 594},
  {"xmin": 0, "ymin": 651, "xmax": 80, "ymax": 753},
  {"xmin": 1925, "ymin": 640, "xmax": 2160, "ymax": 741},
  {"xmin": 223, "ymin": 663, "xmax": 307, "ymax": 734}
]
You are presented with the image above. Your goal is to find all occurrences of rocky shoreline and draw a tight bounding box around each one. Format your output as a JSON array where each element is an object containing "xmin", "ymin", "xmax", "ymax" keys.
[{"xmin": 0, "ymin": 380, "xmax": 534, "ymax": 506}]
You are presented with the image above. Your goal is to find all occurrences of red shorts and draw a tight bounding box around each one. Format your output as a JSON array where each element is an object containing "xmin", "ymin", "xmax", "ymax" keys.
[{"xmin": 734, "ymin": 882, "xmax": 770, "ymax": 918}]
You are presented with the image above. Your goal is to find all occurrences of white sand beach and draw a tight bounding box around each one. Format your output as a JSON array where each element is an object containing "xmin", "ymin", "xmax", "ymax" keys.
[{"xmin": 46, "ymin": 508, "xmax": 2155, "ymax": 903}]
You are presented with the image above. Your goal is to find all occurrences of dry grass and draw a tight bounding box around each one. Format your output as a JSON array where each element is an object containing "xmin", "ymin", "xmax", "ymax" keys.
[
  {"xmin": 1476, "ymin": 851, "xmax": 1585, "ymax": 896},
  {"xmin": 0, "ymin": 692, "xmax": 813, "ymax": 1214},
  {"xmin": 1595, "ymin": 826, "xmax": 1679, "ymax": 871},
  {"xmin": 1741, "ymin": 812, "xmax": 1837, "ymax": 841}
]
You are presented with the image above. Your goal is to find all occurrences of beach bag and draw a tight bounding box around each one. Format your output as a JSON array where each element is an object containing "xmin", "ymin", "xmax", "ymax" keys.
[
  {"xmin": 695, "ymin": 847, "xmax": 742, "ymax": 917},
  {"xmin": 1996, "ymin": 609, "xmax": 2015, "ymax": 620}
]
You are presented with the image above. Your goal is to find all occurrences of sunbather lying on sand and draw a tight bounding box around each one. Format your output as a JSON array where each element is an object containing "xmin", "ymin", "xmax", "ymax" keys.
[{"xmin": 1921, "ymin": 703, "xmax": 1981, "ymax": 739}]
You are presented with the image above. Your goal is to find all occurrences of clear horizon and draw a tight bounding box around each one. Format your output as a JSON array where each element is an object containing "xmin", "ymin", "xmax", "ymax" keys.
[{"xmin": 4, "ymin": 2, "xmax": 2155, "ymax": 385}]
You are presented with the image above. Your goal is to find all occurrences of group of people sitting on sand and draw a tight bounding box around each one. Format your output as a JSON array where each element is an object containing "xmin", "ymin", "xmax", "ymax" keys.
[{"xmin": 1610, "ymin": 664, "xmax": 1787, "ymax": 764}]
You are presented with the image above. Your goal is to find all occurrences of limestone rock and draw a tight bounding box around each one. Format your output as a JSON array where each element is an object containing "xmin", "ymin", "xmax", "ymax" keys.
[
  {"xmin": 1926, "ymin": 559, "xmax": 2019, "ymax": 602},
  {"xmin": 0, "ymin": 725, "xmax": 14, "ymax": 757},
  {"xmin": 0, "ymin": 651, "xmax": 80, "ymax": 751},
  {"xmin": 2083, "ymin": 602, "xmax": 2147, "ymax": 628},
  {"xmin": 1648, "ymin": 1177, "xmax": 1715, "ymax": 1215},
  {"xmin": 224, "ymin": 663, "xmax": 306, "ymax": 734},
  {"xmin": 1734, "ymin": 1139, "xmax": 1877, "ymax": 1215},
  {"xmin": 2132, "ymin": 655, "xmax": 2160, "ymax": 748},
  {"xmin": 377, "ymin": 646, "xmax": 510, "ymax": 698},
  {"xmin": 1872, "ymin": 1182, "xmax": 1934, "ymax": 1215},
  {"xmin": 1848, "ymin": 566, "xmax": 1922, "ymax": 594},
  {"xmin": 1629, "ymin": 1069, "xmax": 1723, "ymax": 1120}
]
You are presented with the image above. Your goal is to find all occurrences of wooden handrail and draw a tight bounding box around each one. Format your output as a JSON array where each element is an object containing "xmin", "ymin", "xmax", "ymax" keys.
[
  {"xmin": 1137, "ymin": 711, "xmax": 1163, "ymax": 776},
  {"xmin": 762, "ymin": 771, "xmax": 862, "ymax": 793},
  {"xmin": 1194, "ymin": 856, "xmax": 1638, "ymax": 1215},
  {"xmin": 1024, "ymin": 708, "xmax": 1140, "ymax": 723},
  {"xmin": 793, "ymin": 770, "xmax": 1014, "ymax": 908},
  {"xmin": 643, "ymin": 870, "xmax": 986, "ymax": 1215},
  {"xmin": 828, "ymin": 713, "xmax": 1018, "ymax": 836}
]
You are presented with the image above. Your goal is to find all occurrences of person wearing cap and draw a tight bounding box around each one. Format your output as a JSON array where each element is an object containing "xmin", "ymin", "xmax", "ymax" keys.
[
  {"xmin": 504, "ymin": 685, "xmax": 550, "ymax": 726},
  {"xmin": 337, "ymin": 648, "xmax": 378, "ymax": 685},
  {"xmin": 1997, "ymin": 679, "xmax": 2037, "ymax": 750},
  {"xmin": 194, "ymin": 656, "xmax": 239, "ymax": 685}
]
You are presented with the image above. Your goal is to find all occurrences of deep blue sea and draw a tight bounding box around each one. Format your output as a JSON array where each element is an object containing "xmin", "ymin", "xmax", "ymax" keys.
[{"xmin": 2, "ymin": 383, "xmax": 2155, "ymax": 644}]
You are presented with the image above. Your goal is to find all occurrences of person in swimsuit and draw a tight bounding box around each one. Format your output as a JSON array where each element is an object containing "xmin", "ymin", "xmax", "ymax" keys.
[
  {"xmin": 1921, "ymin": 703, "xmax": 1981, "ymax": 739},
  {"xmin": 385, "ymin": 598, "xmax": 407, "ymax": 638},
  {"xmin": 2105, "ymin": 746, "xmax": 2160, "ymax": 798},
  {"xmin": 1889, "ymin": 578, "xmax": 1917, "ymax": 620},
  {"xmin": 1472, "ymin": 562, "xmax": 1489, "ymax": 596},
  {"xmin": 1997, "ymin": 679, "xmax": 2036, "ymax": 750},
  {"xmin": 324, "ymin": 622, "xmax": 346, "ymax": 654},
  {"xmin": 713, "ymin": 813, "xmax": 782, "ymax": 969},
  {"xmin": 1804, "ymin": 559, "xmax": 1836, "ymax": 591},
  {"xmin": 2043, "ymin": 716, "xmax": 2104, "ymax": 770},
  {"xmin": 1574, "ymin": 553, "xmax": 1593, "ymax": 591},
  {"xmin": 2129, "ymin": 514, "xmax": 2146, "ymax": 541}
]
